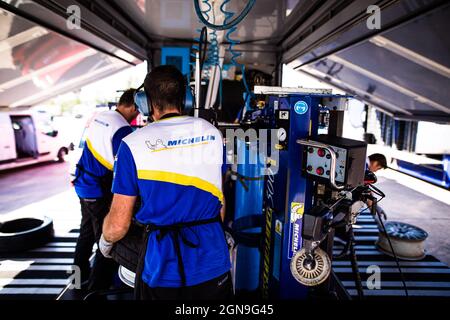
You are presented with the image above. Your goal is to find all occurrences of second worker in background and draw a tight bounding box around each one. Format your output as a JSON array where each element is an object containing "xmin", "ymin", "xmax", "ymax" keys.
[{"xmin": 73, "ymin": 89, "xmax": 139, "ymax": 292}]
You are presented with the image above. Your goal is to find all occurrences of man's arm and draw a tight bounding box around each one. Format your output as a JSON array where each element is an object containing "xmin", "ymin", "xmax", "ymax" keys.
[
  {"xmin": 103, "ymin": 194, "xmax": 137, "ymax": 242},
  {"xmin": 99, "ymin": 141, "xmax": 139, "ymax": 257},
  {"xmin": 220, "ymin": 194, "xmax": 226, "ymax": 222}
]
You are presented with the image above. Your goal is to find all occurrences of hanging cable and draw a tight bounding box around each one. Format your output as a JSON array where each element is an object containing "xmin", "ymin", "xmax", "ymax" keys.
[
  {"xmin": 191, "ymin": 1, "xmax": 211, "ymax": 73},
  {"xmin": 190, "ymin": 0, "xmax": 211, "ymax": 111},
  {"xmin": 191, "ymin": 1, "xmax": 222, "ymax": 108},
  {"xmin": 193, "ymin": 0, "xmax": 256, "ymax": 114},
  {"xmin": 348, "ymin": 226, "xmax": 364, "ymax": 300},
  {"xmin": 194, "ymin": 0, "xmax": 256, "ymax": 31},
  {"xmin": 354, "ymin": 183, "xmax": 409, "ymax": 299},
  {"xmin": 369, "ymin": 185, "xmax": 409, "ymax": 299},
  {"xmin": 218, "ymin": 0, "xmax": 255, "ymax": 121},
  {"xmin": 199, "ymin": 27, "xmax": 208, "ymax": 72}
]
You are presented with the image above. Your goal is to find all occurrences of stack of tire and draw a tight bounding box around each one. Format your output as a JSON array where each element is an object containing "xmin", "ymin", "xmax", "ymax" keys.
[{"xmin": 0, "ymin": 217, "xmax": 54, "ymax": 253}]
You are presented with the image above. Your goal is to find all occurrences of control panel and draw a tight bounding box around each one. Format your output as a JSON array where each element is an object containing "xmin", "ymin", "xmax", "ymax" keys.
[
  {"xmin": 305, "ymin": 145, "xmax": 348, "ymax": 183},
  {"xmin": 298, "ymin": 135, "xmax": 367, "ymax": 188}
]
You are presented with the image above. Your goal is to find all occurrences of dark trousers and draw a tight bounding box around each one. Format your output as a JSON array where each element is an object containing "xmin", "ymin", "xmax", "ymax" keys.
[
  {"xmin": 136, "ymin": 271, "xmax": 234, "ymax": 300},
  {"xmin": 74, "ymin": 196, "xmax": 118, "ymax": 292}
]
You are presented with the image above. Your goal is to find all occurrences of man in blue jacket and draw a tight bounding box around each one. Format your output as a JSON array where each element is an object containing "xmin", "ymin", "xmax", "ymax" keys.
[
  {"xmin": 100, "ymin": 66, "xmax": 232, "ymax": 300},
  {"xmin": 73, "ymin": 89, "xmax": 139, "ymax": 292}
]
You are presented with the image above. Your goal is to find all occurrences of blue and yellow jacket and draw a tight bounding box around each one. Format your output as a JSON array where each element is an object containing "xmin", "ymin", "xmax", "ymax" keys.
[
  {"xmin": 74, "ymin": 110, "xmax": 132, "ymax": 199},
  {"xmin": 112, "ymin": 115, "xmax": 230, "ymax": 287}
]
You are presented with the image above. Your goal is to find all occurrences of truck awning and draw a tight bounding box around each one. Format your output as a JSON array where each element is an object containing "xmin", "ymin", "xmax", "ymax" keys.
[
  {"xmin": 286, "ymin": 0, "xmax": 450, "ymax": 123},
  {"xmin": 0, "ymin": 1, "xmax": 141, "ymax": 107},
  {"xmin": 1, "ymin": 0, "xmax": 448, "ymax": 122}
]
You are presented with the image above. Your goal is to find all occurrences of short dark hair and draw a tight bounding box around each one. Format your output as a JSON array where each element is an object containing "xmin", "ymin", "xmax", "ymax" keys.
[
  {"xmin": 144, "ymin": 65, "xmax": 186, "ymax": 112},
  {"xmin": 118, "ymin": 88, "xmax": 136, "ymax": 107},
  {"xmin": 369, "ymin": 153, "xmax": 388, "ymax": 169}
]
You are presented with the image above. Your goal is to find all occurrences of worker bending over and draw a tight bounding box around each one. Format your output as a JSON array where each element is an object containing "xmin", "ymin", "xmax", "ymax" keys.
[
  {"xmin": 366, "ymin": 153, "xmax": 388, "ymax": 221},
  {"xmin": 73, "ymin": 89, "xmax": 139, "ymax": 292},
  {"xmin": 367, "ymin": 153, "xmax": 388, "ymax": 173},
  {"xmin": 100, "ymin": 66, "xmax": 233, "ymax": 300}
]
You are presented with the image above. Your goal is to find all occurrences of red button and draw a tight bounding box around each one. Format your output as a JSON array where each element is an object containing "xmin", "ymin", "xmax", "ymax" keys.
[
  {"xmin": 317, "ymin": 148, "xmax": 326, "ymax": 157},
  {"xmin": 316, "ymin": 167, "xmax": 324, "ymax": 175}
]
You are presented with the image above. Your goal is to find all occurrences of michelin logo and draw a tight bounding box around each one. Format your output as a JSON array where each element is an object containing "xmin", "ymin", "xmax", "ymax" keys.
[
  {"xmin": 94, "ymin": 119, "xmax": 109, "ymax": 127},
  {"xmin": 290, "ymin": 202, "xmax": 304, "ymax": 254},
  {"xmin": 145, "ymin": 135, "xmax": 215, "ymax": 152},
  {"xmin": 167, "ymin": 135, "xmax": 215, "ymax": 146},
  {"xmin": 290, "ymin": 202, "xmax": 304, "ymax": 223},
  {"xmin": 145, "ymin": 139, "xmax": 167, "ymax": 151}
]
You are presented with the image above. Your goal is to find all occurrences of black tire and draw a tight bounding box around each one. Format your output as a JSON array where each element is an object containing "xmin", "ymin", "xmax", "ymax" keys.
[
  {"xmin": 0, "ymin": 217, "xmax": 54, "ymax": 253},
  {"xmin": 57, "ymin": 147, "xmax": 67, "ymax": 162},
  {"xmin": 110, "ymin": 221, "xmax": 144, "ymax": 273}
]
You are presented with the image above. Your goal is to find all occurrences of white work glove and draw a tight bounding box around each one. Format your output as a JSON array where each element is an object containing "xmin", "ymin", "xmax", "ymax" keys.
[
  {"xmin": 225, "ymin": 230, "xmax": 235, "ymax": 250},
  {"xmin": 99, "ymin": 234, "xmax": 113, "ymax": 258}
]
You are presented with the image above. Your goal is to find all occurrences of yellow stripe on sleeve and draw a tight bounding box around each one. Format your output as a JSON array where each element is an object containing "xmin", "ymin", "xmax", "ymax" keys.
[
  {"xmin": 137, "ymin": 170, "xmax": 224, "ymax": 203},
  {"xmin": 85, "ymin": 138, "xmax": 113, "ymax": 171}
]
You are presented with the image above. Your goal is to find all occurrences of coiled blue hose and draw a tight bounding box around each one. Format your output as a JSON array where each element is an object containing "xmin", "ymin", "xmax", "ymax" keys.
[
  {"xmin": 208, "ymin": 28, "xmax": 219, "ymax": 67},
  {"xmin": 220, "ymin": 0, "xmax": 255, "ymax": 118},
  {"xmin": 193, "ymin": 0, "xmax": 255, "ymax": 111},
  {"xmin": 194, "ymin": 0, "xmax": 256, "ymax": 31},
  {"xmin": 191, "ymin": 0, "xmax": 222, "ymax": 107}
]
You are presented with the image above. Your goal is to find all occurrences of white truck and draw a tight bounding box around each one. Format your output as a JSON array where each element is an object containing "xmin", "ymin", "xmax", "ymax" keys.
[{"xmin": 0, "ymin": 111, "xmax": 73, "ymax": 171}]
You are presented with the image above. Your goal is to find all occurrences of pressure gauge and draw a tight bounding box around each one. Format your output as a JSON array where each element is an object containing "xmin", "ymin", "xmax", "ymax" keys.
[{"xmin": 277, "ymin": 128, "xmax": 287, "ymax": 142}]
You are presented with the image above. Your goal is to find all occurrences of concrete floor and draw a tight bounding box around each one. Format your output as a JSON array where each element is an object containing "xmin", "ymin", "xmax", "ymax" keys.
[
  {"xmin": 0, "ymin": 161, "xmax": 80, "ymax": 232},
  {"xmin": 375, "ymin": 169, "xmax": 450, "ymax": 266},
  {"xmin": 0, "ymin": 162, "xmax": 449, "ymax": 264},
  {"xmin": 0, "ymin": 161, "xmax": 72, "ymax": 214}
]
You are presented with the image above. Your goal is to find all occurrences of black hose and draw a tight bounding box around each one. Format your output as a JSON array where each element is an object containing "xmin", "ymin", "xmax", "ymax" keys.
[
  {"xmin": 368, "ymin": 190, "xmax": 409, "ymax": 299},
  {"xmin": 198, "ymin": 27, "xmax": 208, "ymax": 72},
  {"xmin": 376, "ymin": 207, "xmax": 409, "ymax": 299},
  {"xmin": 348, "ymin": 226, "xmax": 364, "ymax": 300},
  {"xmin": 333, "ymin": 238, "xmax": 351, "ymax": 259}
]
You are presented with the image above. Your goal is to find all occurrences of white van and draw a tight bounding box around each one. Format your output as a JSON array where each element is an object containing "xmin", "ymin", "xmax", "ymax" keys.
[{"xmin": 0, "ymin": 111, "xmax": 73, "ymax": 171}]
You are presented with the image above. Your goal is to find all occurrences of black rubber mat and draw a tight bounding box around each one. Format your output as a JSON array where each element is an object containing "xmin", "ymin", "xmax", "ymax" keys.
[
  {"xmin": 0, "ymin": 229, "xmax": 80, "ymax": 300},
  {"xmin": 3, "ymin": 216, "xmax": 450, "ymax": 300},
  {"xmin": 333, "ymin": 211, "xmax": 450, "ymax": 299}
]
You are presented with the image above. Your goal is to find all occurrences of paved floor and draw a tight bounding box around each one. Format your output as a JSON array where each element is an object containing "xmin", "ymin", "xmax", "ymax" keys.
[
  {"xmin": 0, "ymin": 162, "xmax": 449, "ymax": 264},
  {"xmin": 375, "ymin": 169, "xmax": 450, "ymax": 266},
  {"xmin": 0, "ymin": 162, "xmax": 80, "ymax": 232},
  {"xmin": 0, "ymin": 162, "xmax": 72, "ymax": 215}
]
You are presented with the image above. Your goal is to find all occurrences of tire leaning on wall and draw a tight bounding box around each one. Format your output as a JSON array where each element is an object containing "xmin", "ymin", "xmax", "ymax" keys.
[{"xmin": 0, "ymin": 217, "xmax": 54, "ymax": 253}]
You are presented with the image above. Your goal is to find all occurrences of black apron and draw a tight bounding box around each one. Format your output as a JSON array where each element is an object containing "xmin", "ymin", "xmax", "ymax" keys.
[{"xmin": 133, "ymin": 216, "xmax": 221, "ymax": 298}]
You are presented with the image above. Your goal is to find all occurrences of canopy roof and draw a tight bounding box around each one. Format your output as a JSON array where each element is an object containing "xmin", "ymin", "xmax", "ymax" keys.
[{"xmin": 0, "ymin": 0, "xmax": 448, "ymax": 122}]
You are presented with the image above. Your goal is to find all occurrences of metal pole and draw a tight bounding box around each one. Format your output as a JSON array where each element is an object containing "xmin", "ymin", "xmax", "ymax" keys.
[{"xmin": 194, "ymin": 52, "xmax": 201, "ymax": 118}]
